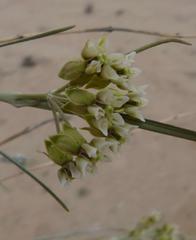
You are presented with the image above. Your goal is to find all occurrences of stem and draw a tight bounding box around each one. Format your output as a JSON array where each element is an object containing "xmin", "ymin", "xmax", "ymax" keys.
[
  {"xmin": 0, "ymin": 92, "xmax": 49, "ymax": 109},
  {"xmin": 0, "ymin": 151, "xmax": 69, "ymax": 212},
  {"xmin": 0, "ymin": 25, "xmax": 75, "ymax": 48},
  {"xmin": 1, "ymin": 92, "xmax": 196, "ymax": 142},
  {"xmin": 132, "ymin": 38, "xmax": 191, "ymax": 54},
  {"xmin": 125, "ymin": 116, "xmax": 196, "ymax": 142},
  {"xmin": 63, "ymin": 26, "xmax": 196, "ymax": 39}
]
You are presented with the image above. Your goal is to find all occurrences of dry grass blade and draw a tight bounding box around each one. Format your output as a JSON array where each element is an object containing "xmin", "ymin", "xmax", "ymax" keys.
[
  {"xmin": 0, "ymin": 151, "xmax": 69, "ymax": 212},
  {"xmin": 0, "ymin": 25, "xmax": 75, "ymax": 48}
]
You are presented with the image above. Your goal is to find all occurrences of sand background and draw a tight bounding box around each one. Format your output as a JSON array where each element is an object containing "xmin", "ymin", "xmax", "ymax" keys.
[{"xmin": 0, "ymin": 0, "xmax": 196, "ymax": 239}]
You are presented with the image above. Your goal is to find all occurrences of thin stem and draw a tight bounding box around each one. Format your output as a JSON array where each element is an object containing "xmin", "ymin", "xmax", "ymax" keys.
[
  {"xmin": 1, "ymin": 92, "xmax": 196, "ymax": 141},
  {"xmin": 132, "ymin": 38, "xmax": 191, "ymax": 54},
  {"xmin": 0, "ymin": 118, "xmax": 54, "ymax": 147},
  {"xmin": 0, "ymin": 25, "xmax": 75, "ymax": 48},
  {"xmin": 125, "ymin": 116, "xmax": 196, "ymax": 142},
  {"xmin": 62, "ymin": 26, "xmax": 196, "ymax": 39},
  {"xmin": 0, "ymin": 151, "xmax": 69, "ymax": 212}
]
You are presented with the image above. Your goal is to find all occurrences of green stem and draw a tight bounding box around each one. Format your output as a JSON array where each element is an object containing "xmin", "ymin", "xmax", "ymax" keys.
[
  {"xmin": 0, "ymin": 151, "xmax": 69, "ymax": 212},
  {"xmin": 125, "ymin": 116, "xmax": 196, "ymax": 142},
  {"xmin": 1, "ymin": 92, "xmax": 196, "ymax": 142},
  {"xmin": 132, "ymin": 38, "xmax": 191, "ymax": 54},
  {"xmin": 0, "ymin": 25, "xmax": 75, "ymax": 48},
  {"xmin": 0, "ymin": 92, "xmax": 49, "ymax": 109}
]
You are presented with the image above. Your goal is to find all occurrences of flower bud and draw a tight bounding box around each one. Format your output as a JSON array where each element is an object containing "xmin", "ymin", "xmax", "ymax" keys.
[
  {"xmin": 58, "ymin": 59, "xmax": 86, "ymax": 81},
  {"xmin": 81, "ymin": 40, "xmax": 98, "ymax": 59},
  {"xmin": 45, "ymin": 140, "xmax": 73, "ymax": 166},
  {"xmin": 65, "ymin": 88, "xmax": 95, "ymax": 106}
]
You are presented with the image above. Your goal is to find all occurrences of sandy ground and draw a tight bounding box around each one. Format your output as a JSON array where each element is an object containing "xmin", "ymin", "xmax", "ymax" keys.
[{"xmin": 0, "ymin": 0, "xmax": 196, "ymax": 239}]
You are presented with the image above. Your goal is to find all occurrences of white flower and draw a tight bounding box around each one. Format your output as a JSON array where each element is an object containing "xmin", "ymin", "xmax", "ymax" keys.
[
  {"xmin": 100, "ymin": 64, "xmax": 120, "ymax": 81},
  {"xmin": 97, "ymin": 87, "xmax": 129, "ymax": 108},
  {"xmin": 94, "ymin": 117, "xmax": 109, "ymax": 136},
  {"xmin": 76, "ymin": 157, "xmax": 93, "ymax": 176},
  {"xmin": 114, "ymin": 123, "xmax": 134, "ymax": 139},
  {"xmin": 108, "ymin": 51, "xmax": 136, "ymax": 71},
  {"xmin": 125, "ymin": 106, "xmax": 145, "ymax": 122},
  {"xmin": 125, "ymin": 51, "xmax": 136, "ymax": 65},
  {"xmin": 92, "ymin": 137, "xmax": 111, "ymax": 152},
  {"xmin": 107, "ymin": 138, "xmax": 120, "ymax": 153},
  {"xmin": 107, "ymin": 53, "xmax": 125, "ymax": 70},
  {"xmin": 82, "ymin": 143, "xmax": 97, "ymax": 158},
  {"xmin": 111, "ymin": 113, "xmax": 125, "ymax": 126},
  {"xmin": 85, "ymin": 60, "xmax": 102, "ymax": 74},
  {"xmin": 87, "ymin": 105, "xmax": 105, "ymax": 120},
  {"xmin": 91, "ymin": 137, "xmax": 113, "ymax": 161},
  {"xmin": 57, "ymin": 168, "xmax": 72, "ymax": 187}
]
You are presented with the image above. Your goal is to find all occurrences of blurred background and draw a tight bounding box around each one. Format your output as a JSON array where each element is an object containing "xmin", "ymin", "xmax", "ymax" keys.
[{"xmin": 0, "ymin": 0, "xmax": 196, "ymax": 239}]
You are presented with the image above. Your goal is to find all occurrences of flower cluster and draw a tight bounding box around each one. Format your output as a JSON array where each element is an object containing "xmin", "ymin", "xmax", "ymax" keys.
[
  {"xmin": 114, "ymin": 212, "xmax": 190, "ymax": 240},
  {"xmin": 45, "ymin": 37, "xmax": 148, "ymax": 185}
]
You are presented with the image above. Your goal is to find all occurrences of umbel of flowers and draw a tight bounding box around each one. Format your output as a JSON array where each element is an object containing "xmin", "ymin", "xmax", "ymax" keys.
[{"xmin": 45, "ymin": 37, "xmax": 148, "ymax": 185}]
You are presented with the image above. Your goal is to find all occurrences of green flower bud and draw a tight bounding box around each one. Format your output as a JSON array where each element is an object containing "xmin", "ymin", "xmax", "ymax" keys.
[
  {"xmin": 62, "ymin": 125, "xmax": 86, "ymax": 147},
  {"xmin": 85, "ymin": 74, "xmax": 110, "ymax": 89},
  {"xmin": 81, "ymin": 40, "xmax": 98, "ymax": 59},
  {"xmin": 65, "ymin": 88, "xmax": 95, "ymax": 106},
  {"xmin": 58, "ymin": 59, "xmax": 86, "ymax": 81},
  {"xmin": 45, "ymin": 140, "xmax": 73, "ymax": 166}
]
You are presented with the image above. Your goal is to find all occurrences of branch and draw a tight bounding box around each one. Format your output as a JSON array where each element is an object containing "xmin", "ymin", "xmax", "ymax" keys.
[
  {"xmin": 0, "ymin": 151, "xmax": 69, "ymax": 212},
  {"xmin": 0, "ymin": 118, "xmax": 54, "ymax": 147},
  {"xmin": 133, "ymin": 38, "xmax": 191, "ymax": 54},
  {"xmin": 0, "ymin": 25, "xmax": 75, "ymax": 48},
  {"xmin": 62, "ymin": 26, "xmax": 196, "ymax": 39}
]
